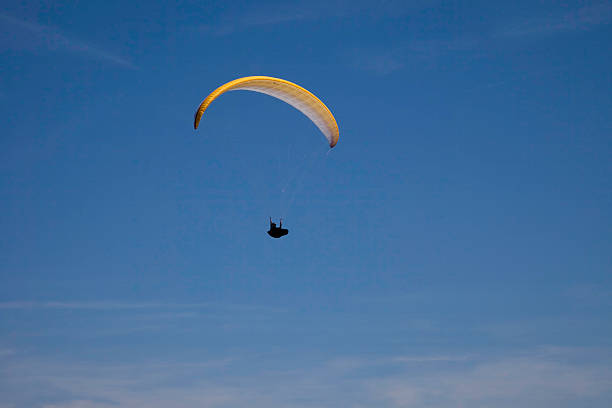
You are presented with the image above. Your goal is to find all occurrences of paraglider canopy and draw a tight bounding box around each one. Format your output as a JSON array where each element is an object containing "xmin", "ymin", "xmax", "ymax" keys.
[{"xmin": 193, "ymin": 76, "xmax": 339, "ymax": 147}]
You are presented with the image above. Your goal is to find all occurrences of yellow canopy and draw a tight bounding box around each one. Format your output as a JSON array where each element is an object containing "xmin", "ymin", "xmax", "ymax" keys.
[{"xmin": 194, "ymin": 76, "xmax": 339, "ymax": 147}]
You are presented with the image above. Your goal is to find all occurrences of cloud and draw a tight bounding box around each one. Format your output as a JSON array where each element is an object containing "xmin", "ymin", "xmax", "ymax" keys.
[
  {"xmin": 0, "ymin": 348, "xmax": 16, "ymax": 358},
  {"xmin": 0, "ymin": 13, "xmax": 135, "ymax": 68},
  {"xmin": 2, "ymin": 358, "xmax": 238, "ymax": 408},
  {"xmin": 199, "ymin": 1, "xmax": 335, "ymax": 36},
  {"xmin": 3, "ymin": 348, "xmax": 610, "ymax": 408},
  {"xmin": 371, "ymin": 349, "xmax": 612, "ymax": 408},
  {"xmin": 351, "ymin": 2, "xmax": 611, "ymax": 75},
  {"xmin": 563, "ymin": 283, "xmax": 612, "ymax": 306},
  {"xmin": 42, "ymin": 401, "xmax": 113, "ymax": 408},
  {"xmin": 500, "ymin": 3, "xmax": 612, "ymax": 37},
  {"xmin": 0, "ymin": 300, "xmax": 281, "ymax": 316},
  {"xmin": 350, "ymin": 35, "xmax": 480, "ymax": 75},
  {"xmin": 0, "ymin": 299, "xmax": 287, "ymax": 338},
  {"xmin": 327, "ymin": 354, "xmax": 471, "ymax": 371},
  {"xmin": 351, "ymin": 51, "xmax": 406, "ymax": 75},
  {"xmin": 0, "ymin": 301, "xmax": 208, "ymax": 310},
  {"xmin": 391, "ymin": 354, "xmax": 471, "ymax": 363},
  {"xmin": 201, "ymin": 3, "xmax": 334, "ymax": 36},
  {"xmin": 201, "ymin": 0, "xmax": 423, "ymax": 36}
]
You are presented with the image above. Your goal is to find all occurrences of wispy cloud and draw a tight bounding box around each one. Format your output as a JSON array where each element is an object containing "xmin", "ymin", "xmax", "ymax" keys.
[
  {"xmin": 325, "ymin": 354, "xmax": 472, "ymax": 375},
  {"xmin": 373, "ymin": 350, "xmax": 612, "ymax": 408},
  {"xmin": 201, "ymin": 4, "xmax": 332, "ymax": 36},
  {"xmin": 0, "ymin": 348, "xmax": 16, "ymax": 358},
  {"xmin": 391, "ymin": 354, "xmax": 471, "ymax": 363},
  {"xmin": 202, "ymin": 0, "xmax": 422, "ymax": 36},
  {"xmin": 351, "ymin": 51, "xmax": 406, "ymax": 75},
  {"xmin": 352, "ymin": 2, "xmax": 612, "ymax": 75},
  {"xmin": 2, "ymin": 348, "xmax": 611, "ymax": 408},
  {"xmin": 0, "ymin": 301, "xmax": 208, "ymax": 310},
  {"xmin": 0, "ymin": 300, "xmax": 282, "ymax": 315},
  {"xmin": 0, "ymin": 299, "xmax": 288, "ymax": 341},
  {"xmin": 350, "ymin": 35, "xmax": 480, "ymax": 75},
  {"xmin": 563, "ymin": 283, "xmax": 612, "ymax": 306},
  {"xmin": 0, "ymin": 13, "xmax": 135, "ymax": 68},
  {"xmin": 199, "ymin": 2, "xmax": 324, "ymax": 36},
  {"xmin": 500, "ymin": 3, "xmax": 612, "ymax": 37}
]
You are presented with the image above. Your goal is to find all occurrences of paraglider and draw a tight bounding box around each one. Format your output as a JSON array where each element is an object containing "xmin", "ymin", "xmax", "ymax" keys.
[
  {"xmin": 193, "ymin": 76, "xmax": 339, "ymax": 238},
  {"xmin": 267, "ymin": 218, "xmax": 289, "ymax": 238}
]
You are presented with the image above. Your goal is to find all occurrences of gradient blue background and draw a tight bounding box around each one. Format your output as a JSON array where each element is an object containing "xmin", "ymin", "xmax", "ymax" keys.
[{"xmin": 1, "ymin": 1, "xmax": 611, "ymax": 407}]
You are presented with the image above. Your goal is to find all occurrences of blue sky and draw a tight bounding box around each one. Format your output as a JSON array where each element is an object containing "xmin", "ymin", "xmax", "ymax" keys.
[{"xmin": 1, "ymin": 1, "xmax": 612, "ymax": 407}]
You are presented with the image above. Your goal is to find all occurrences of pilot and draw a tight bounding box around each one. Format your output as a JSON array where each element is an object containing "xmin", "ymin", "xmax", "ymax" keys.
[{"xmin": 268, "ymin": 217, "xmax": 289, "ymax": 238}]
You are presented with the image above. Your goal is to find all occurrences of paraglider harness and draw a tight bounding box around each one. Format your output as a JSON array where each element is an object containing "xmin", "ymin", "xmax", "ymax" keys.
[{"xmin": 268, "ymin": 217, "xmax": 289, "ymax": 238}]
